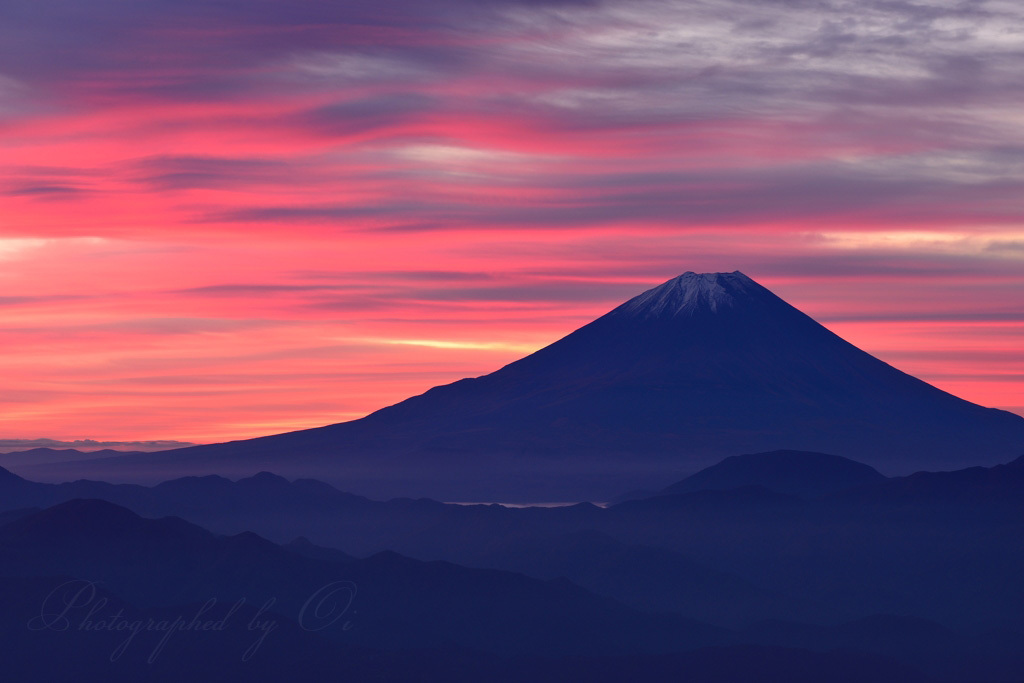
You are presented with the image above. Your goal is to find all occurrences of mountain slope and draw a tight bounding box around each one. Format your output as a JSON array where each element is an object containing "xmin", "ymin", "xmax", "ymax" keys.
[{"xmin": 18, "ymin": 271, "xmax": 1024, "ymax": 500}]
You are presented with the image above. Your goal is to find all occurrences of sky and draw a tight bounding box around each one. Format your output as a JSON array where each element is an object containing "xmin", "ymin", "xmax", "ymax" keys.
[{"xmin": 1, "ymin": 0, "xmax": 1023, "ymax": 448}]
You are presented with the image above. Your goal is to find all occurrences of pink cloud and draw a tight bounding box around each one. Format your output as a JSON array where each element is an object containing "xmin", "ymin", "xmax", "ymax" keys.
[{"xmin": 1, "ymin": 0, "xmax": 1022, "ymax": 443}]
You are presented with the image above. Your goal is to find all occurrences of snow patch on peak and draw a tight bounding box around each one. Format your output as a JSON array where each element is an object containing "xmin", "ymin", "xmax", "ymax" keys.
[{"xmin": 615, "ymin": 271, "xmax": 758, "ymax": 319}]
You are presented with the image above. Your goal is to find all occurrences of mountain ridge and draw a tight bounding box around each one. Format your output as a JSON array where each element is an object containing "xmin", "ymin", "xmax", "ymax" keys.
[
  {"xmin": 12, "ymin": 271, "xmax": 1024, "ymax": 500},
  {"xmin": 657, "ymin": 450, "xmax": 888, "ymax": 499}
]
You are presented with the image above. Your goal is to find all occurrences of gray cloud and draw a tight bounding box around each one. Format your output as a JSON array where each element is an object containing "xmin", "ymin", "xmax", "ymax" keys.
[
  {"xmin": 6, "ymin": 184, "xmax": 88, "ymax": 198},
  {"xmin": 292, "ymin": 270, "xmax": 497, "ymax": 282},
  {"xmin": 199, "ymin": 159, "xmax": 1024, "ymax": 230},
  {"xmin": 0, "ymin": 294, "xmax": 86, "ymax": 306},
  {"xmin": 128, "ymin": 155, "xmax": 299, "ymax": 190},
  {"xmin": 294, "ymin": 93, "xmax": 440, "ymax": 137},
  {"xmin": 174, "ymin": 283, "xmax": 383, "ymax": 296},
  {"xmin": 3, "ymin": 0, "xmax": 1022, "ymax": 236}
]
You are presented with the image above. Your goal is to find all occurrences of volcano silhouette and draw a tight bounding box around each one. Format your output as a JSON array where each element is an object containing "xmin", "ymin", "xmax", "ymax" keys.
[{"xmin": 27, "ymin": 272, "xmax": 1024, "ymax": 500}]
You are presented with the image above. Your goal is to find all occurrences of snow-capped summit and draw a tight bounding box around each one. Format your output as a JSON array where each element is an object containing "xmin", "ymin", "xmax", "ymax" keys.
[{"xmin": 613, "ymin": 271, "xmax": 761, "ymax": 318}]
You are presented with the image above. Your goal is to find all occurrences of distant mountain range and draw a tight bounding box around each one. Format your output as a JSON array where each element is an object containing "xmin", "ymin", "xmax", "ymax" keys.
[
  {"xmin": 3, "ymin": 449, "xmax": 1024, "ymax": 630},
  {"xmin": 12, "ymin": 271, "xmax": 1024, "ymax": 500},
  {"xmin": 0, "ymin": 448, "xmax": 147, "ymax": 467},
  {"xmin": 3, "ymin": 454, "xmax": 1024, "ymax": 681}
]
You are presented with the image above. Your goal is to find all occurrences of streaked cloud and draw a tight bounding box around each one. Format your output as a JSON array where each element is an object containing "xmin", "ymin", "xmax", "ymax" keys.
[{"xmin": 0, "ymin": 0, "xmax": 1021, "ymax": 442}]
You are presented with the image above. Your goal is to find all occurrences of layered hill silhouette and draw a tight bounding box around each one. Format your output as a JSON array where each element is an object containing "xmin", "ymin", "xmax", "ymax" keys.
[
  {"xmin": 17, "ymin": 271, "xmax": 1024, "ymax": 500},
  {"xmin": 4, "ymin": 451, "xmax": 1024, "ymax": 634},
  {"xmin": 3, "ymin": 477, "xmax": 1022, "ymax": 680},
  {"xmin": 0, "ymin": 499, "xmax": 956, "ymax": 682},
  {"xmin": 0, "ymin": 498, "xmax": 724, "ymax": 657}
]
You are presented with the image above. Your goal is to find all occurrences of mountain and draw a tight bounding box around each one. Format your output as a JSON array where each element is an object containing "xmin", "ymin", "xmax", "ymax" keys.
[
  {"xmin": 14, "ymin": 271, "xmax": 1024, "ymax": 500},
  {"xmin": 656, "ymin": 450, "xmax": 888, "ymax": 499}
]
